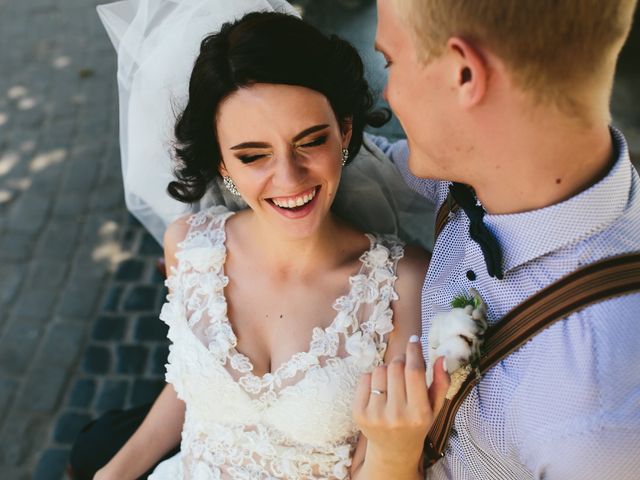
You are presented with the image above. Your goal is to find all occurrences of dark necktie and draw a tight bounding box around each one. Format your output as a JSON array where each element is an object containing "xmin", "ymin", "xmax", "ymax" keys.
[{"xmin": 449, "ymin": 182, "xmax": 504, "ymax": 280}]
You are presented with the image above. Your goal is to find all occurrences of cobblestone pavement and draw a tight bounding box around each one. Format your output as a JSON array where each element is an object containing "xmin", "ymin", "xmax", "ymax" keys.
[{"xmin": 0, "ymin": 0, "xmax": 637, "ymax": 479}]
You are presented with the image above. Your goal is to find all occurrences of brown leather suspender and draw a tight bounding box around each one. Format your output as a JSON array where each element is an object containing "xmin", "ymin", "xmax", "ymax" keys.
[{"xmin": 423, "ymin": 197, "xmax": 640, "ymax": 467}]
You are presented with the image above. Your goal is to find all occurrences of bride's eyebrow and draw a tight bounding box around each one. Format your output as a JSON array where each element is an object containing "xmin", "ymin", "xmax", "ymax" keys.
[
  {"xmin": 229, "ymin": 124, "xmax": 330, "ymax": 150},
  {"xmin": 291, "ymin": 124, "xmax": 330, "ymax": 142}
]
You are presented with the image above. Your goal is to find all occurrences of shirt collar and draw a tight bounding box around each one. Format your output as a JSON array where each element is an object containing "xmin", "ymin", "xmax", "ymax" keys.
[{"xmin": 483, "ymin": 127, "xmax": 634, "ymax": 273}]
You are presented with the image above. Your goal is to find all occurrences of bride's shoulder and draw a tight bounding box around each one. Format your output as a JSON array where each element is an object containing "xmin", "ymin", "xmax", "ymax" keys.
[{"xmin": 163, "ymin": 206, "xmax": 234, "ymax": 254}]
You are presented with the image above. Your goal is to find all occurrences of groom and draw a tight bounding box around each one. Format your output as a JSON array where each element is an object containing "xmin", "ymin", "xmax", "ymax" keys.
[{"xmin": 370, "ymin": 0, "xmax": 640, "ymax": 478}]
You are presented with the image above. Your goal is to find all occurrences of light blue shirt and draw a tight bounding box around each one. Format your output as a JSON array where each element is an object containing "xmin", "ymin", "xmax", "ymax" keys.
[{"xmin": 368, "ymin": 129, "xmax": 640, "ymax": 479}]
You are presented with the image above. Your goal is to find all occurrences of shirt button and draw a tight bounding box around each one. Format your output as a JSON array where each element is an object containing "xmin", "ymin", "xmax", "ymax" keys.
[{"xmin": 466, "ymin": 270, "xmax": 476, "ymax": 281}]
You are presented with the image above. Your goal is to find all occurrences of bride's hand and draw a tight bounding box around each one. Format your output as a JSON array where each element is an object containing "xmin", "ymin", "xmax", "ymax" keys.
[{"xmin": 353, "ymin": 336, "xmax": 450, "ymax": 468}]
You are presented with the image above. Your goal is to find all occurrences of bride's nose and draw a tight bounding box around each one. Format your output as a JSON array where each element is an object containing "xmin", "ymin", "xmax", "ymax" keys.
[{"xmin": 272, "ymin": 149, "xmax": 308, "ymax": 186}]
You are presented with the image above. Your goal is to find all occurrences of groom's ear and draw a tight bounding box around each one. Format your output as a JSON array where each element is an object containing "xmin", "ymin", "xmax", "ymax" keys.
[
  {"xmin": 446, "ymin": 37, "xmax": 488, "ymax": 109},
  {"xmin": 340, "ymin": 116, "xmax": 353, "ymax": 148}
]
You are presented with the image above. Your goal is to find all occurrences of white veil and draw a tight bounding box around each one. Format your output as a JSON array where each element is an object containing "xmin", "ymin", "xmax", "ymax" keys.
[{"xmin": 97, "ymin": 0, "xmax": 435, "ymax": 249}]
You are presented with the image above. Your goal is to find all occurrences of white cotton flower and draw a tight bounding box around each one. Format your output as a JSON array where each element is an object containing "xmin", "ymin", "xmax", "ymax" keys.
[
  {"xmin": 426, "ymin": 305, "xmax": 487, "ymax": 386},
  {"xmin": 345, "ymin": 331, "xmax": 377, "ymax": 369}
]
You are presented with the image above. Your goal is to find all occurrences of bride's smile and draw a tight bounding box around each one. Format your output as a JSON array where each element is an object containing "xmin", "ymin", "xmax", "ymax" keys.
[{"xmin": 216, "ymin": 83, "xmax": 351, "ymax": 239}]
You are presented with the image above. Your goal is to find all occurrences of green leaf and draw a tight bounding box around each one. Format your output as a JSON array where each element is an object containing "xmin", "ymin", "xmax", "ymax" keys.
[{"xmin": 451, "ymin": 294, "xmax": 475, "ymax": 309}]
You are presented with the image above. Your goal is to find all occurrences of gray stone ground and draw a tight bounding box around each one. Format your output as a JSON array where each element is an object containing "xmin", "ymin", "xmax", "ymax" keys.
[{"xmin": 0, "ymin": 0, "xmax": 637, "ymax": 479}]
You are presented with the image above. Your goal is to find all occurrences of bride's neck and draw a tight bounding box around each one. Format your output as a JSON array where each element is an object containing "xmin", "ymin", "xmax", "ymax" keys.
[{"xmin": 237, "ymin": 212, "xmax": 345, "ymax": 277}]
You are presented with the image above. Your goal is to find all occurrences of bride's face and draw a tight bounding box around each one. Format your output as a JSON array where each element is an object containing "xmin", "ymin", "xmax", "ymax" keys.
[{"xmin": 216, "ymin": 83, "xmax": 351, "ymax": 238}]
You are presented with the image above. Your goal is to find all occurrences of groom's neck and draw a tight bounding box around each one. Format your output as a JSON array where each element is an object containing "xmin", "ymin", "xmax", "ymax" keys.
[{"xmin": 466, "ymin": 104, "xmax": 615, "ymax": 215}]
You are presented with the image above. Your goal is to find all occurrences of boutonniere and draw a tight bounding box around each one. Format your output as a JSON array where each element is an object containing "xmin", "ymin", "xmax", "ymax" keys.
[{"xmin": 426, "ymin": 289, "xmax": 487, "ymax": 398}]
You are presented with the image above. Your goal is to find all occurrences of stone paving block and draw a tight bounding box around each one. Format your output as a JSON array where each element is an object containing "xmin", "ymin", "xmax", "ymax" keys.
[
  {"xmin": 0, "ymin": 413, "xmax": 49, "ymax": 468},
  {"xmin": 0, "ymin": 318, "xmax": 44, "ymax": 376},
  {"xmin": 33, "ymin": 447, "xmax": 69, "ymax": 480},
  {"xmin": 115, "ymin": 258, "xmax": 145, "ymax": 282},
  {"xmin": 116, "ymin": 345, "xmax": 148, "ymax": 375},
  {"xmin": 120, "ymin": 228, "xmax": 139, "ymax": 252},
  {"xmin": 123, "ymin": 285, "xmax": 158, "ymax": 312},
  {"xmin": 134, "ymin": 315, "xmax": 168, "ymax": 342},
  {"xmin": 89, "ymin": 181, "xmax": 125, "ymax": 212},
  {"xmin": 96, "ymin": 379, "xmax": 128, "ymax": 412},
  {"xmin": 52, "ymin": 191, "xmax": 88, "ymax": 219},
  {"xmin": 150, "ymin": 345, "xmax": 169, "ymax": 376},
  {"xmin": 82, "ymin": 345, "xmax": 111, "ymax": 375},
  {"xmin": 39, "ymin": 322, "xmax": 86, "ymax": 371},
  {"xmin": 130, "ymin": 379, "xmax": 164, "ymax": 407},
  {"xmin": 156, "ymin": 286, "xmax": 169, "ymax": 311},
  {"xmin": 0, "ymin": 232, "xmax": 37, "ymax": 261},
  {"xmin": 0, "ymin": 263, "xmax": 26, "ymax": 307},
  {"xmin": 70, "ymin": 243, "xmax": 112, "ymax": 279},
  {"xmin": 60, "ymin": 157, "xmax": 100, "ymax": 194},
  {"xmin": 53, "ymin": 411, "xmax": 92, "ymax": 444},
  {"xmin": 24, "ymin": 260, "xmax": 68, "ymax": 290},
  {"xmin": 149, "ymin": 262, "xmax": 166, "ymax": 285},
  {"xmin": 36, "ymin": 220, "xmax": 81, "ymax": 262},
  {"xmin": 101, "ymin": 285, "xmax": 122, "ymax": 313},
  {"xmin": 6, "ymin": 190, "xmax": 51, "ymax": 234},
  {"xmin": 67, "ymin": 378, "xmax": 96, "ymax": 409},
  {"xmin": 91, "ymin": 315, "xmax": 126, "ymax": 341},
  {"xmin": 17, "ymin": 363, "xmax": 68, "ymax": 414},
  {"xmin": 0, "ymin": 378, "xmax": 18, "ymax": 419},
  {"xmin": 12, "ymin": 288, "xmax": 58, "ymax": 320},
  {"xmin": 56, "ymin": 274, "xmax": 103, "ymax": 319},
  {"xmin": 138, "ymin": 232, "xmax": 163, "ymax": 256}
]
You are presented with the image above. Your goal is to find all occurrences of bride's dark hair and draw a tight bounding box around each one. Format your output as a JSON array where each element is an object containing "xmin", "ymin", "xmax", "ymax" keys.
[{"xmin": 169, "ymin": 11, "xmax": 389, "ymax": 203}]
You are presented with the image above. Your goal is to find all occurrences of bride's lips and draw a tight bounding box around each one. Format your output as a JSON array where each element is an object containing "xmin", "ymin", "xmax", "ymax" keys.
[{"xmin": 266, "ymin": 186, "xmax": 320, "ymax": 219}]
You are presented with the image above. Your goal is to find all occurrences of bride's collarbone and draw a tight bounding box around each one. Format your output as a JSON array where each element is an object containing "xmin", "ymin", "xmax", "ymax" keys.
[{"xmin": 222, "ymin": 259, "xmax": 362, "ymax": 377}]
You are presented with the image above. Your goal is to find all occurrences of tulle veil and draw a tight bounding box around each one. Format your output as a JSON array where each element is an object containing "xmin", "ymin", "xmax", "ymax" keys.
[{"xmin": 97, "ymin": 0, "xmax": 435, "ymax": 249}]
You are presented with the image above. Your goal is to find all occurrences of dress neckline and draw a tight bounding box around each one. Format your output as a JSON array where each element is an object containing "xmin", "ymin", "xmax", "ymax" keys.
[{"xmin": 216, "ymin": 211, "xmax": 375, "ymax": 385}]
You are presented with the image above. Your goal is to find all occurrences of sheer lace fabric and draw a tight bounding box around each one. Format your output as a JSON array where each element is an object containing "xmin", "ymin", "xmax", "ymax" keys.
[{"xmin": 150, "ymin": 206, "xmax": 404, "ymax": 479}]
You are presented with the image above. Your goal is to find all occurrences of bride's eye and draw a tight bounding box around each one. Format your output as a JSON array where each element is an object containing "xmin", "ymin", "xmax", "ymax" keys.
[
  {"xmin": 299, "ymin": 135, "xmax": 328, "ymax": 148},
  {"xmin": 237, "ymin": 153, "xmax": 268, "ymax": 164}
]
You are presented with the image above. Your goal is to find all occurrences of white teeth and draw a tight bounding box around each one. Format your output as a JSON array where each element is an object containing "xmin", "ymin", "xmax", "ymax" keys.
[{"xmin": 272, "ymin": 188, "xmax": 317, "ymax": 209}]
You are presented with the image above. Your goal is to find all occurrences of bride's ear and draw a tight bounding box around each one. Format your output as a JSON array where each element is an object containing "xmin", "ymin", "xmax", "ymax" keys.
[
  {"xmin": 341, "ymin": 117, "xmax": 353, "ymax": 148},
  {"xmin": 219, "ymin": 161, "xmax": 229, "ymax": 177}
]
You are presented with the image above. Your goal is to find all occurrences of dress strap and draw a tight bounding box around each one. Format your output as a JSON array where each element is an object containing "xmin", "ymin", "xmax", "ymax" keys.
[{"xmin": 178, "ymin": 205, "xmax": 234, "ymax": 252}]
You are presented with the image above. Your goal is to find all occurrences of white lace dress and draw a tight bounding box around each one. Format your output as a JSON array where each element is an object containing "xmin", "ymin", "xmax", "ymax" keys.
[{"xmin": 149, "ymin": 206, "xmax": 405, "ymax": 480}]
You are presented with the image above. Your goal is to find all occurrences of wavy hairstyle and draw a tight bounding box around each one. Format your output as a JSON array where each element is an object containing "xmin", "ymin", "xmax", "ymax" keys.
[{"xmin": 169, "ymin": 11, "xmax": 388, "ymax": 204}]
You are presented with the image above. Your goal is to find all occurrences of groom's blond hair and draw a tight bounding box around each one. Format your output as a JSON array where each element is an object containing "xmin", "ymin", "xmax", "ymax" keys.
[{"xmin": 391, "ymin": 0, "xmax": 637, "ymax": 114}]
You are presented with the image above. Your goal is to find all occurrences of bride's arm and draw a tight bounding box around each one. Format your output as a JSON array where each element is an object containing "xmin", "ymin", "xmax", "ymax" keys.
[
  {"xmin": 351, "ymin": 246, "xmax": 449, "ymax": 480},
  {"xmin": 94, "ymin": 220, "xmax": 190, "ymax": 480},
  {"xmin": 94, "ymin": 384, "xmax": 185, "ymax": 480}
]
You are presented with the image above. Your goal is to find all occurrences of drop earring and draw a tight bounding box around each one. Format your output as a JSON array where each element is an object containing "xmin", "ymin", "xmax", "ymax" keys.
[
  {"xmin": 341, "ymin": 148, "xmax": 349, "ymax": 167},
  {"xmin": 223, "ymin": 176, "xmax": 240, "ymax": 196}
]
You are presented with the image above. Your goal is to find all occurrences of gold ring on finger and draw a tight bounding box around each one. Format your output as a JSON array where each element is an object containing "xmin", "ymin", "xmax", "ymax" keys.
[{"xmin": 371, "ymin": 389, "xmax": 386, "ymax": 396}]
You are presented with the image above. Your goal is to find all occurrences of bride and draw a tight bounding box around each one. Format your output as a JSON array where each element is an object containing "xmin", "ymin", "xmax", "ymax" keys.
[{"xmin": 89, "ymin": 2, "xmax": 450, "ymax": 480}]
